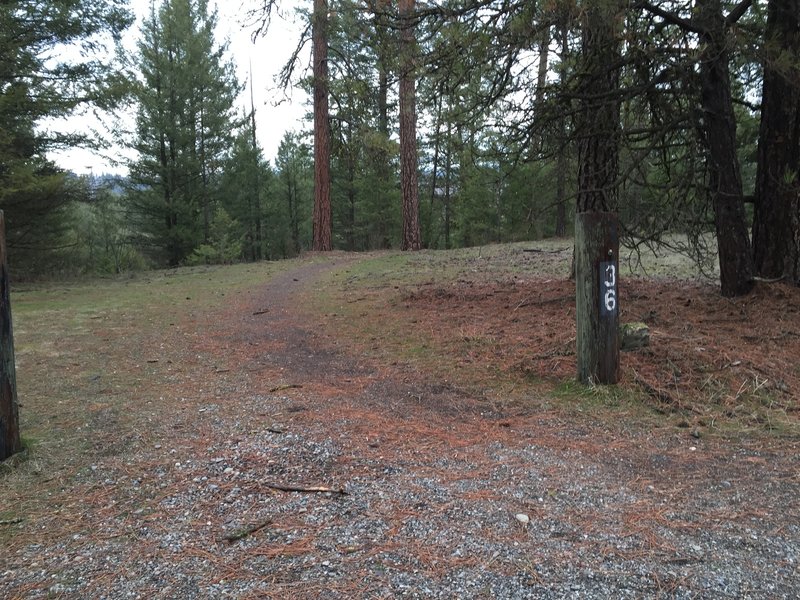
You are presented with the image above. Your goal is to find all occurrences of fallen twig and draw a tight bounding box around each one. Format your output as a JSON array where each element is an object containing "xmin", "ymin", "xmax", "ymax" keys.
[
  {"xmin": 252, "ymin": 309, "xmax": 270, "ymax": 316},
  {"xmin": 0, "ymin": 518, "xmax": 23, "ymax": 526},
  {"xmin": 514, "ymin": 295, "xmax": 573, "ymax": 311},
  {"xmin": 265, "ymin": 483, "xmax": 348, "ymax": 496},
  {"xmin": 523, "ymin": 248, "xmax": 569, "ymax": 254},
  {"xmin": 223, "ymin": 519, "xmax": 272, "ymax": 543},
  {"xmin": 269, "ymin": 383, "xmax": 303, "ymax": 393}
]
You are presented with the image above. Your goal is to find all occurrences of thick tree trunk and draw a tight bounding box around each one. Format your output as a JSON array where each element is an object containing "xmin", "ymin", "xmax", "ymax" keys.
[
  {"xmin": 399, "ymin": 0, "xmax": 421, "ymax": 251},
  {"xmin": 574, "ymin": 3, "xmax": 623, "ymax": 385},
  {"xmin": 753, "ymin": 0, "xmax": 800, "ymax": 283},
  {"xmin": 575, "ymin": 5, "xmax": 621, "ymax": 213},
  {"xmin": 696, "ymin": 0, "xmax": 754, "ymax": 296},
  {"xmin": 575, "ymin": 212, "xmax": 620, "ymax": 384},
  {"xmin": 0, "ymin": 212, "xmax": 22, "ymax": 461},
  {"xmin": 312, "ymin": 0, "xmax": 332, "ymax": 251}
]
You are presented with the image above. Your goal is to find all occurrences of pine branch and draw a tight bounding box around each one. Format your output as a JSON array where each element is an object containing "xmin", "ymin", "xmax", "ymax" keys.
[{"xmin": 635, "ymin": 1, "xmax": 706, "ymax": 35}]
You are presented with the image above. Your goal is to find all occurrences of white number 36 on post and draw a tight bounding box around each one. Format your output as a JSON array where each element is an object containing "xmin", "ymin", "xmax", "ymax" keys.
[{"xmin": 600, "ymin": 262, "xmax": 617, "ymax": 316}]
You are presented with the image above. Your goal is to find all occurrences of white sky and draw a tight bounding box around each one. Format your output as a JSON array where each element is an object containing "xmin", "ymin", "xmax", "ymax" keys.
[{"xmin": 49, "ymin": 0, "xmax": 309, "ymax": 175}]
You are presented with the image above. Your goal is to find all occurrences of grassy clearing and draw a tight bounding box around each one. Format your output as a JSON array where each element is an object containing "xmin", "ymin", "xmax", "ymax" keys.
[
  {"xmin": 309, "ymin": 241, "xmax": 797, "ymax": 438},
  {"xmin": 2, "ymin": 260, "xmax": 293, "ymax": 539},
  {"xmin": 310, "ymin": 246, "xmax": 654, "ymax": 424},
  {"xmin": 2, "ymin": 237, "xmax": 793, "ymax": 514}
]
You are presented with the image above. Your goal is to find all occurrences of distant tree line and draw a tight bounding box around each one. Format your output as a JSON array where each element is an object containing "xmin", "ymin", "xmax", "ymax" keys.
[{"xmin": 2, "ymin": 0, "xmax": 799, "ymax": 296}]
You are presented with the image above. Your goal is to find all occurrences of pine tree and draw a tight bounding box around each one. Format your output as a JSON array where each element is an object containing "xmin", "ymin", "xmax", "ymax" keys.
[
  {"xmin": 399, "ymin": 0, "xmax": 421, "ymax": 251},
  {"xmin": 0, "ymin": 0, "xmax": 133, "ymax": 273},
  {"xmin": 753, "ymin": 0, "xmax": 800, "ymax": 284},
  {"xmin": 275, "ymin": 132, "xmax": 313, "ymax": 257},
  {"xmin": 312, "ymin": 0, "xmax": 332, "ymax": 251},
  {"xmin": 127, "ymin": 0, "xmax": 240, "ymax": 266},
  {"xmin": 220, "ymin": 126, "xmax": 272, "ymax": 261}
]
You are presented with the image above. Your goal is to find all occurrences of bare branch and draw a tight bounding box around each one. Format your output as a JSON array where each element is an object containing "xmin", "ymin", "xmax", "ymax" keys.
[
  {"xmin": 635, "ymin": 1, "xmax": 706, "ymax": 35},
  {"xmin": 725, "ymin": 0, "xmax": 753, "ymax": 26}
]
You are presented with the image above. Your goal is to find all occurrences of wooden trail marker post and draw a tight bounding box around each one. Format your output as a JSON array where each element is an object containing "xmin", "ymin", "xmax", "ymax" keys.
[
  {"xmin": 0, "ymin": 211, "xmax": 21, "ymax": 460},
  {"xmin": 575, "ymin": 212, "xmax": 620, "ymax": 384}
]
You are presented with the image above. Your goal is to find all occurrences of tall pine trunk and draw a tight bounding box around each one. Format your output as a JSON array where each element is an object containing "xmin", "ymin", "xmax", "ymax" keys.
[
  {"xmin": 574, "ymin": 2, "xmax": 623, "ymax": 385},
  {"xmin": 312, "ymin": 0, "xmax": 332, "ymax": 251},
  {"xmin": 753, "ymin": 0, "xmax": 800, "ymax": 283},
  {"xmin": 575, "ymin": 4, "xmax": 621, "ymax": 214},
  {"xmin": 399, "ymin": 0, "xmax": 421, "ymax": 251},
  {"xmin": 696, "ymin": 0, "xmax": 754, "ymax": 296}
]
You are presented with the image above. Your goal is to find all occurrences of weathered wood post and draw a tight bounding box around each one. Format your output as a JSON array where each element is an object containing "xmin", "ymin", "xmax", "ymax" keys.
[
  {"xmin": 575, "ymin": 211, "xmax": 620, "ymax": 384},
  {"xmin": 0, "ymin": 211, "xmax": 22, "ymax": 460}
]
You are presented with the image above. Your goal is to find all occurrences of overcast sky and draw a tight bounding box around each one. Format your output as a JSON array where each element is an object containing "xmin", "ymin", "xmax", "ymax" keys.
[{"xmin": 49, "ymin": 0, "xmax": 309, "ymax": 175}]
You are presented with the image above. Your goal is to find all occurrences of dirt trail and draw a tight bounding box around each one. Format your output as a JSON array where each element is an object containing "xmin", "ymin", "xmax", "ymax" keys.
[
  {"xmin": 2, "ymin": 256, "xmax": 799, "ymax": 599},
  {"xmin": 205, "ymin": 256, "xmax": 799, "ymax": 598}
]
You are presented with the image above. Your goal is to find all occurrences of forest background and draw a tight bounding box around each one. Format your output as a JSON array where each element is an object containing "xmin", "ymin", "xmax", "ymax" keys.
[{"xmin": 2, "ymin": 0, "xmax": 799, "ymax": 297}]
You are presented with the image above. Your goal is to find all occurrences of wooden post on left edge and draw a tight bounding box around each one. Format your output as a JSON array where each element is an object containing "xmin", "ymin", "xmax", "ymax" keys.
[{"xmin": 0, "ymin": 210, "xmax": 21, "ymax": 460}]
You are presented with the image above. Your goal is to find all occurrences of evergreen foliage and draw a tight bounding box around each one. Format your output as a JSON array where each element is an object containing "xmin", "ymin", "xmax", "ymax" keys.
[
  {"xmin": 0, "ymin": 0, "xmax": 133, "ymax": 274},
  {"xmin": 126, "ymin": 0, "xmax": 241, "ymax": 267},
  {"xmin": 274, "ymin": 131, "xmax": 313, "ymax": 258},
  {"xmin": 8, "ymin": 0, "xmax": 800, "ymax": 293}
]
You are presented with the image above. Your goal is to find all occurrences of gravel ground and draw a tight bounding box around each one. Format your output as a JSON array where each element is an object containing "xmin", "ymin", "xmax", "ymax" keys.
[{"xmin": 1, "ymin": 260, "xmax": 798, "ymax": 599}]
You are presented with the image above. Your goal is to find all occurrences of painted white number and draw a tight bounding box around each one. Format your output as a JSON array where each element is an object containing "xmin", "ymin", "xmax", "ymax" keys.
[
  {"xmin": 603, "ymin": 264, "xmax": 616, "ymax": 313},
  {"xmin": 605, "ymin": 264, "xmax": 616, "ymax": 288},
  {"xmin": 604, "ymin": 290, "xmax": 616, "ymax": 312}
]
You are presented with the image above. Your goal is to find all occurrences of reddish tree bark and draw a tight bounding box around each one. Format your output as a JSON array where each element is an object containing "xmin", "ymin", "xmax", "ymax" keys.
[
  {"xmin": 312, "ymin": 0, "xmax": 332, "ymax": 251},
  {"xmin": 399, "ymin": 0, "xmax": 421, "ymax": 251}
]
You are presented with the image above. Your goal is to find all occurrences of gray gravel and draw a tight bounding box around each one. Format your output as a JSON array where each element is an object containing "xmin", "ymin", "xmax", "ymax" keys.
[
  {"xmin": 2, "ymin": 386, "xmax": 798, "ymax": 599},
  {"xmin": 2, "ymin": 261, "xmax": 798, "ymax": 599}
]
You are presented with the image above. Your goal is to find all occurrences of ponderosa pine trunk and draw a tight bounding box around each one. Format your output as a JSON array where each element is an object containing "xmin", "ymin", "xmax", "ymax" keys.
[
  {"xmin": 696, "ymin": 0, "xmax": 754, "ymax": 296},
  {"xmin": 312, "ymin": 0, "xmax": 332, "ymax": 251},
  {"xmin": 753, "ymin": 0, "xmax": 800, "ymax": 283},
  {"xmin": 638, "ymin": 0, "xmax": 755, "ymax": 295},
  {"xmin": 574, "ymin": 2, "xmax": 623, "ymax": 385},
  {"xmin": 399, "ymin": 0, "xmax": 421, "ymax": 251},
  {"xmin": 575, "ymin": 3, "xmax": 621, "ymax": 214}
]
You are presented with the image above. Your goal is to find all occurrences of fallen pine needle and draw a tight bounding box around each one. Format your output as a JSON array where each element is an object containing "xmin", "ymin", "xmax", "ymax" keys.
[{"xmin": 223, "ymin": 519, "xmax": 272, "ymax": 544}]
